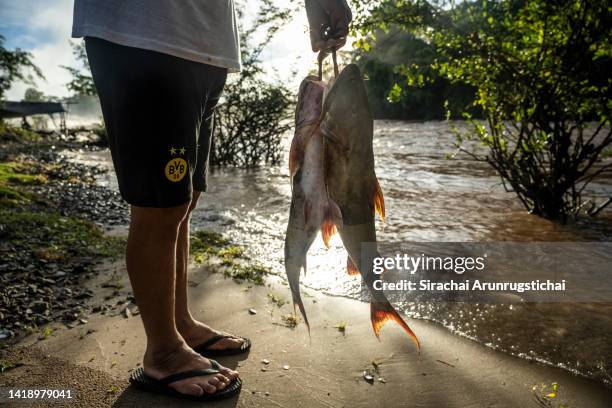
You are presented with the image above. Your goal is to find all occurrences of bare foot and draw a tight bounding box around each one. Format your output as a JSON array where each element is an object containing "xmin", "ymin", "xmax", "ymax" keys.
[
  {"xmin": 178, "ymin": 319, "xmax": 245, "ymax": 351},
  {"xmin": 144, "ymin": 342, "xmax": 239, "ymax": 397}
]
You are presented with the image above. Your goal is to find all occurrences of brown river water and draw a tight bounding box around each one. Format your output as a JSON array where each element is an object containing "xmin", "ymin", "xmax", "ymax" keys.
[{"xmin": 69, "ymin": 120, "xmax": 612, "ymax": 386}]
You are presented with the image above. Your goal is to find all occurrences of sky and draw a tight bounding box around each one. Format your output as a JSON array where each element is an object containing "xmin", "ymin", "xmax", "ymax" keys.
[{"xmin": 0, "ymin": 0, "xmax": 317, "ymax": 101}]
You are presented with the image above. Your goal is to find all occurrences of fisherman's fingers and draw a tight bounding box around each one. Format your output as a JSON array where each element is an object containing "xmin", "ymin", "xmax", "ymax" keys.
[
  {"xmin": 306, "ymin": 0, "xmax": 328, "ymax": 52},
  {"xmin": 307, "ymin": 0, "xmax": 352, "ymax": 52},
  {"xmin": 327, "ymin": 0, "xmax": 352, "ymax": 38}
]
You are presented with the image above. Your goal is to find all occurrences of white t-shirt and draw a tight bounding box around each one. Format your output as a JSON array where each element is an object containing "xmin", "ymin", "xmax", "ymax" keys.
[{"xmin": 72, "ymin": 0, "xmax": 241, "ymax": 72}]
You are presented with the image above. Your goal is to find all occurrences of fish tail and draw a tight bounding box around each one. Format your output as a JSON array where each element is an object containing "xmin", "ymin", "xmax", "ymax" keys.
[
  {"xmin": 346, "ymin": 256, "xmax": 360, "ymax": 276},
  {"xmin": 373, "ymin": 178, "xmax": 385, "ymax": 222},
  {"xmin": 293, "ymin": 297, "xmax": 311, "ymax": 334},
  {"xmin": 370, "ymin": 300, "xmax": 420, "ymax": 350},
  {"xmin": 288, "ymin": 260, "xmax": 311, "ymax": 333}
]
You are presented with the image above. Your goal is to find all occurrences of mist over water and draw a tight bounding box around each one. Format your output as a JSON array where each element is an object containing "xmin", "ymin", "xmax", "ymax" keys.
[
  {"xmin": 64, "ymin": 95, "xmax": 104, "ymax": 127},
  {"xmin": 70, "ymin": 120, "xmax": 612, "ymax": 386}
]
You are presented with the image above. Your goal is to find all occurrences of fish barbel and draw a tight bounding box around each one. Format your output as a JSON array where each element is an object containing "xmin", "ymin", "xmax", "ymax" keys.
[{"xmin": 284, "ymin": 63, "xmax": 419, "ymax": 349}]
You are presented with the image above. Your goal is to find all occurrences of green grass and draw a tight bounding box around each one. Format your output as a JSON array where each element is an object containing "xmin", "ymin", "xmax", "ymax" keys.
[
  {"xmin": 0, "ymin": 183, "xmax": 31, "ymax": 204},
  {"xmin": 334, "ymin": 321, "xmax": 347, "ymax": 333},
  {"xmin": 218, "ymin": 246, "xmax": 245, "ymax": 265},
  {"xmin": 107, "ymin": 385, "xmax": 120, "ymax": 394},
  {"xmin": 191, "ymin": 230, "xmax": 231, "ymax": 264},
  {"xmin": 0, "ymin": 361, "xmax": 17, "ymax": 373},
  {"xmin": 191, "ymin": 230, "xmax": 230, "ymax": 249},
  {"xmin": 267, "ymin": 293, "xmax": 286, "ymax": 307},
  {"xmin": 0, "ymin": 162, "xmax": 48, "ymax": 185},
  {"xmin": 40, "ymin": 326, "xmax": 53, "ymax": 340},
  {"xmin": 0, "ymin": 159, "xmax": 50, "ymax": 207},
  {"xmin": 226, "ymin": 264, "xmax": 269, "ymax": 285},
  {"xmin": 0, "ymin": 121, "xmax": 43, "ymax": 143},
  {"xmin": 281, "ymin": 314, "xmax": 298, "ymax": 328},
  {"xmin": 0, "ymin": 208, "xmax": 126, "ymax": 262},
  {"xmin": 191, "ymin": 229, "xmax": 271, "ymax": 285}
]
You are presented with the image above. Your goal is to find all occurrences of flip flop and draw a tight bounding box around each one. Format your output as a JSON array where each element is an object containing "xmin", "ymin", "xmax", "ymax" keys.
[
  {"xmin": 129, "ymin": 359, "xmax": 242, "ymax": 401},
  {"xmin": 193, "ymin": 333, "xmax": 252, "ymax": 357}
]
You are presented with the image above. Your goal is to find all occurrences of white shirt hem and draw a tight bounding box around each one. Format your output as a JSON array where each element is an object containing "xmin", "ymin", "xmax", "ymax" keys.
[{"xmin": 73, "ymin": 24, "xmax": 242, "ymax": 73}]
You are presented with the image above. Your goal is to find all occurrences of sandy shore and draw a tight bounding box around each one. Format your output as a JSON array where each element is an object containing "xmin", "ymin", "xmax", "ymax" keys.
[{"xmin": 2, "ymin": 260, "xmax": 611, "ymax": 408}]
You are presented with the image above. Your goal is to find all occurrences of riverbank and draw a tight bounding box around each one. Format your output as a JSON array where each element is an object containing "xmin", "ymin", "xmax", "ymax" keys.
[
  {"xmin": 2, "ymin": 258, "xmax": 611, "ymax": 407},
  {"xmin": 2, "ymin": 122, "xmax": 611, "ymax": 406},
  {"xmin": 0, "ymin": 127, "xmax": 128, "ymax": 345}
]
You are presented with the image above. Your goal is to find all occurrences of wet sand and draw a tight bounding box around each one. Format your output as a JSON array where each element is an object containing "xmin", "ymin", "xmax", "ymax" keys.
[{"xmin": 2, "ymin": 260, "xmax": 611, "ymax": 407}]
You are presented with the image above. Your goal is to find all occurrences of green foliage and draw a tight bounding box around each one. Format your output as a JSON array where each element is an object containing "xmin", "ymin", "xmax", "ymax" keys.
[
  {"xmin": 0, "ymin": 208, "xmax": 125, "ymax": 261},
  {"xmin": 40, "ymin": 326, "xmax": 53, "ymax": 340},
  {"xmin": 354, "ymin": 0, "xmax": 612, "ymax": 220},
  {"xmin": 0, "ymin": 34, "xmax": 44, "ymax": 102},
  {"xmin": 281, "ymin": 313, "xmax": 298, "ymax": 327},
  {"xmin": 217, "ymin": 246, "xmax": 245, "ymax": 265},
  {"xmin": 0, "ymin": 183, "xmax": 30, "ymax": 204},
  {"xmin": 0, "ymin": 159, "xmax": 45, "ymax": 205},
  {"xmin": 0, "ymin": 155, "xmax": 124, "ymax": 258},
  {"xmin": 23, "ymin": 87, "xmax": 45, "ymax": 102},
  {"xmin": 62, "ymin": 40, "xmax": 97, "ymax": 97},
  {"xmin": 268, "ymin": 292, "xmax": 286, "ymax": 307},
  {"xmin": 213, "ymin": 75, "xmax": 293, "ymax": 167},
  {"xmin": 191, "ymin": 230, "xmax": 230, "ymax": 263},
  {"xmin": 190, "ymin": 228, "xmax": 268, "ymax": 284},
  {"xmin": 0, "ymin": 361, "xmax": 18, "ymax": 372},
  {"xmin": 334, "ymin": 321, "xmax": 347, "ymax": 332},
  {"xmin": 211, "ymin": 0, "xmax": 295, "ymax": 167},
  {"xmin": 0, "ymin": 161, "xmax": 48, "ymax": 185},
  {"xmin": 225, "ymin": 263, "xmax": 269, "ymax": 285},
  {"xmin": 352, "ymin": 28, "xmax": 479, "ymax": 119},
  {"xmin": 0, "ymin": 121, "xmax": 42, "ymax": 143}
]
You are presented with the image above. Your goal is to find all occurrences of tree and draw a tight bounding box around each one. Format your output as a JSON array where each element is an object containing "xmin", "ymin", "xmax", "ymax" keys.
[
  {"xmin": 62, "ymin": 40, "xmax": 97, "ymax": 96},
  {"xmin": 23, "ymin": 87, "xmax": 45, "ymax": 102},
  {"xmin": 352, "ymin": 28, "xmax": 479, "ymax": 119},
  {"xmin": 353, "ymin": 0, "xmax": 612, "ymax": 221},
  {"xmin": 210, "ymin": 0, "xmax": 296, "ymax": 167},
  {"xmin": 0, "ymin": 34, "xmax": 44, "ymax": 103}
]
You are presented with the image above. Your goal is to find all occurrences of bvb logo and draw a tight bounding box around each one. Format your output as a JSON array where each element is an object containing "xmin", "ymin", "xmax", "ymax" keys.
[{"xmin": 165, "ymin": 146, "xmax": 187, "ymax": 182}]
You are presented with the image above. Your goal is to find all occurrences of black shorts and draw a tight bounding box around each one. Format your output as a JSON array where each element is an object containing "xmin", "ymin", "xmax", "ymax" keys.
[{"xmin": 85, "ymin": 37, "xmax": 227, "ymax": 208}]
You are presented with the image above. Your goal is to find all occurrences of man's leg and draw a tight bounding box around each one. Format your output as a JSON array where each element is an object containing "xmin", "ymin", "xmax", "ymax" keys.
[
  {"xmin": 174, "ymin": 192, "xmax": 244, "ymax": 350},
  {"xmin": 127, "ymin": 203, "xmax": 238, "ymax": 397}
]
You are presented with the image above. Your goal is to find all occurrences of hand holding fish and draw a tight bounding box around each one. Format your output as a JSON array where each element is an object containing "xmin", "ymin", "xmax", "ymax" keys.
[{"xmin": 305, "ymin": 0, "xmax": 352, "ymax": 53}]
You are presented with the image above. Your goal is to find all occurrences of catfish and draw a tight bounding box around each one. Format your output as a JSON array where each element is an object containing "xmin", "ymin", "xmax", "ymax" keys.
[{"xmin": 284, "ymin": 63, "xmax": 419, "ymax": 349}]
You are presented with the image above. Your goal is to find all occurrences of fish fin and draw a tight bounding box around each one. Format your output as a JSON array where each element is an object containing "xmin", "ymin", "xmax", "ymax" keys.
[
  {"xmin": 370, "ymin": 300, "xmax": 420, "ymax": 350},
  {"xmin": 320, "ymin": 201, "xmax": 337, "ymax": 248},
  {"xmin": 346, "ymin": 256, "xmax": 360, "ymax": 276},
  {"xmin": 373, "ymin": 178, "xmax": 385, "ymax": 222},
  {"xmin": 321, "ymin": 221, "xmax": 336, "ymax": 249}
]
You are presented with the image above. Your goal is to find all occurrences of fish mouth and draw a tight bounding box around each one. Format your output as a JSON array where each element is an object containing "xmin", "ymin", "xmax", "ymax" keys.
[{"xmin": 295, "ymin": 76, "xmax": 325, "ymax": 129}]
